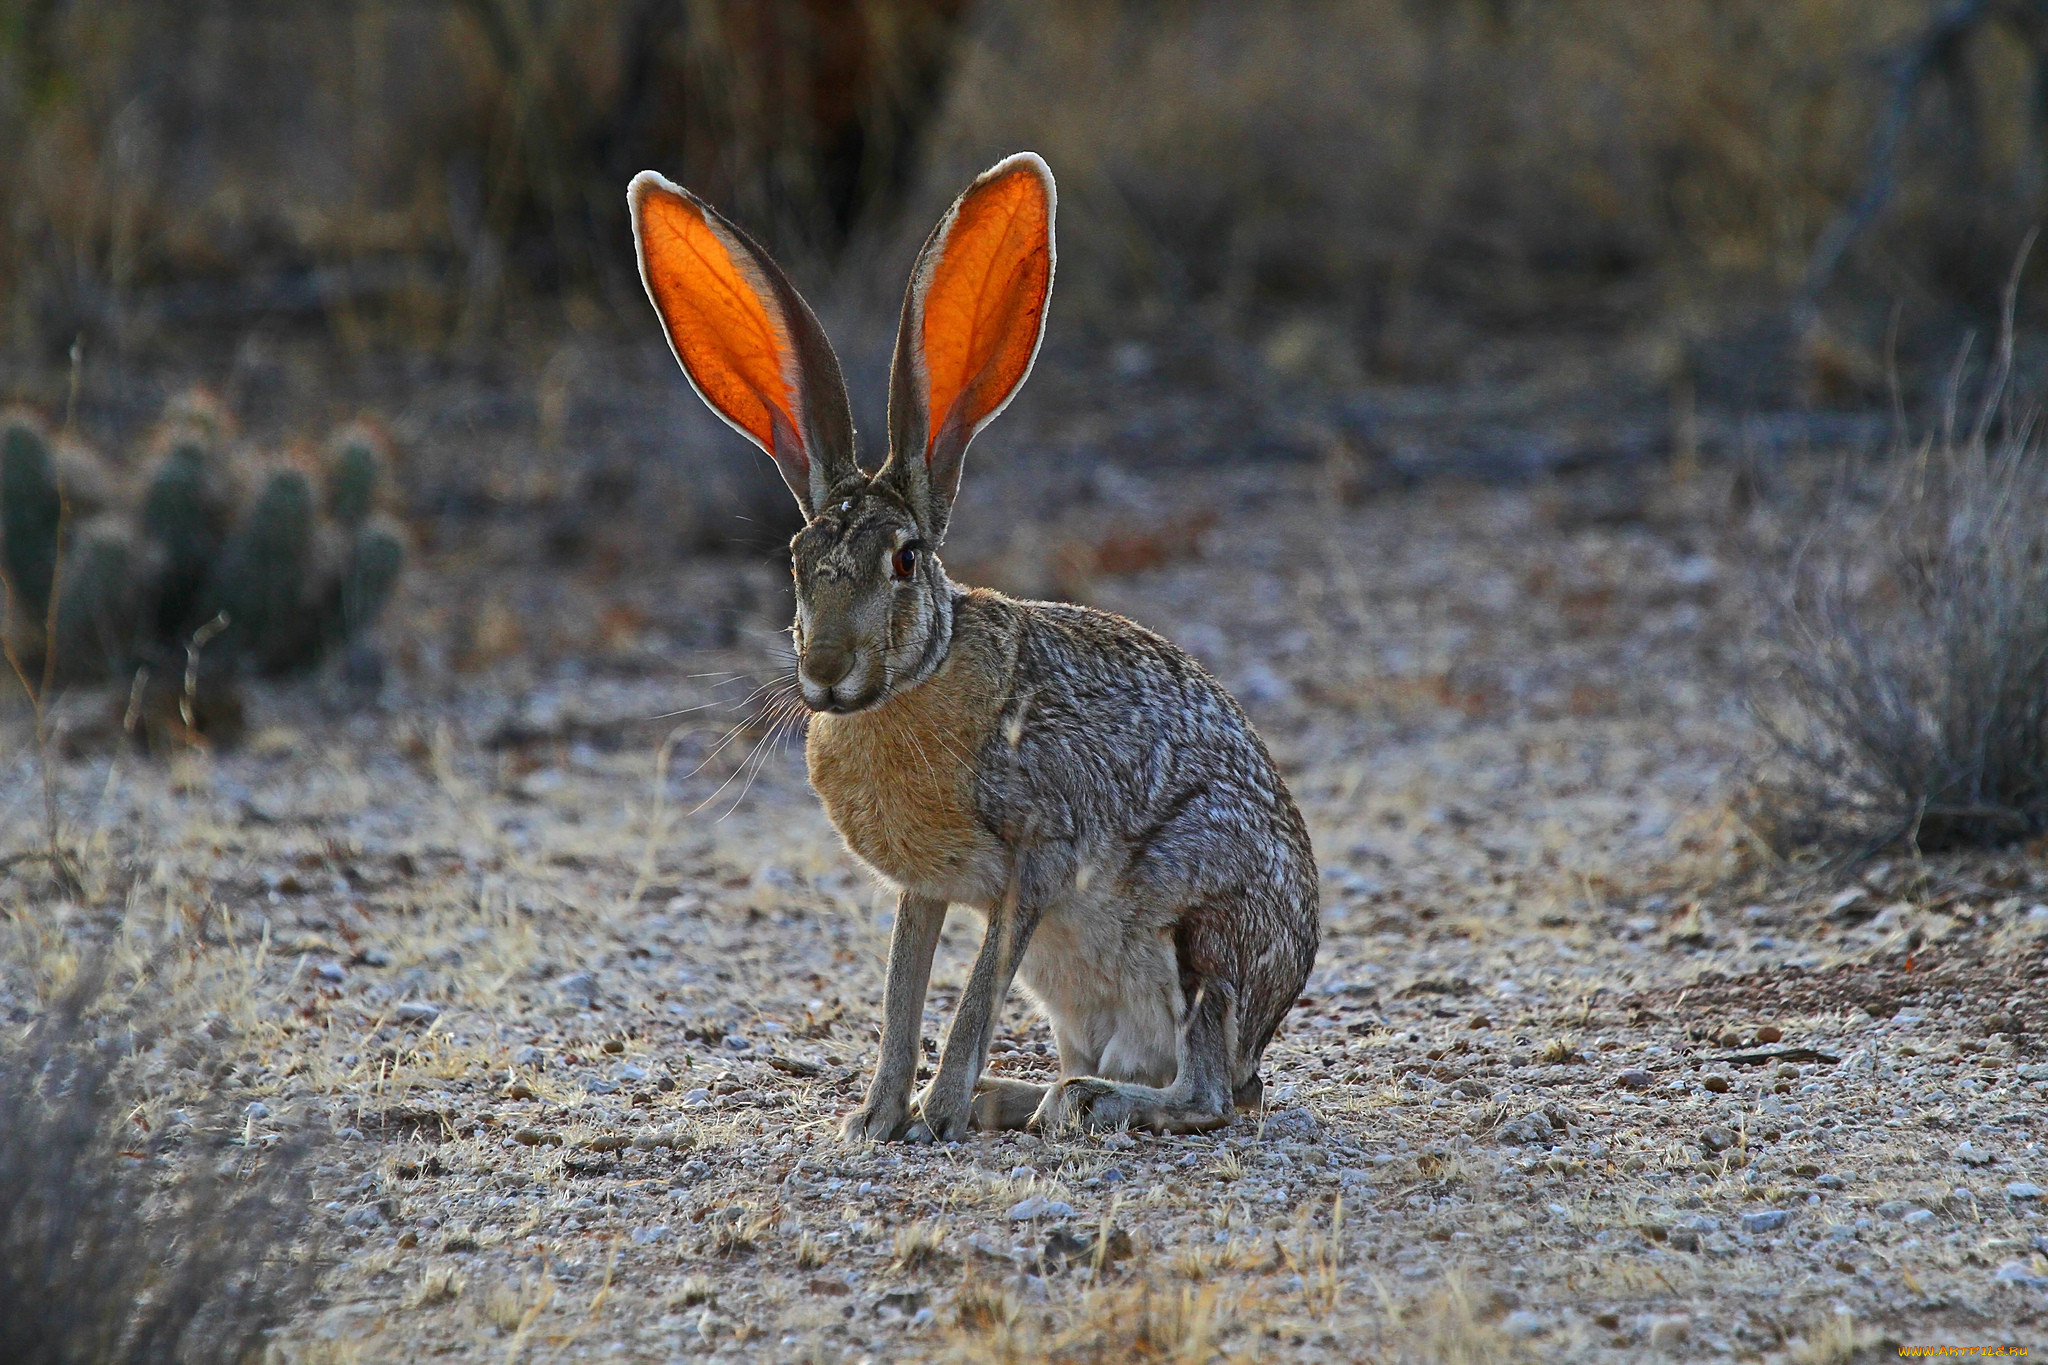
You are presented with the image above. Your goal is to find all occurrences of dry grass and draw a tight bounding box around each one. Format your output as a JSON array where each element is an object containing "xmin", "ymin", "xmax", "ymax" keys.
[
  {"xmin": 921, "ymin": 0, "xmax": 2044, "ymax": 352},
  {"xmin": 0, "ymin": 960, "xmax": 318, "ymax": 1365}
]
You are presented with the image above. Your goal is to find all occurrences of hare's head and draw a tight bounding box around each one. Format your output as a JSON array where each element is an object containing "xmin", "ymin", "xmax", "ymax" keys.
[{"xmin": 630, "ymin": 155, "xmax": 1055, "ymax": 714}]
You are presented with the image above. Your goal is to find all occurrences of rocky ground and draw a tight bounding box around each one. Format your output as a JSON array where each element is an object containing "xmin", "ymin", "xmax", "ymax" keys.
[{"xmin": 3, "ymin": 454, "xmax": 2045, "ymax": 1363}]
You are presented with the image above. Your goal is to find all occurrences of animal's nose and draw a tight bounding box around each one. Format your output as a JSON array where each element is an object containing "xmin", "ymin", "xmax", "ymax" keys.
[{"xmin": 803, "ymin": 641, "xmax": 855, "ymax": 689}]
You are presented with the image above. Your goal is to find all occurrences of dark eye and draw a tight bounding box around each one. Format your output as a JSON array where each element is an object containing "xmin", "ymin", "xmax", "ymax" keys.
[{"xmin": 891, "ymin": 545, "xmax": 919, "ymax": 580}]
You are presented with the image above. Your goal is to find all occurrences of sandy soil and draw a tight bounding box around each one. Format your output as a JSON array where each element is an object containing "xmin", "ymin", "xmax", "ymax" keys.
[{"xmin": 3, "ymin": 458, "xmax": 2045, "ymax": 1363}]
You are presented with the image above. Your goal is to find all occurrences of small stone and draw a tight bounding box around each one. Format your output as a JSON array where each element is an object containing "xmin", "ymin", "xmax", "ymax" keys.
[
  {"xmin": 1755, "ymin": 1025, "xmax": 1783, "ymax": 1044},
  {"xmin": 316, "ymin": 962, "xmax": 347, "ymax": 984},
  {"xmin": 513, "ymin": 1128, "xmax": 564, "ymax": 1148},
  {"xmin": 341, "ymin": 1206, "xmax": 385, "ymax": 1230},
  {"xmin": 1702, "ymin": 1075, "xmax": 1731, "ymax": 1094},
  {"xmin": 555, "ymin": 972, "xmax": 600, "ymax": 1007},
  {"xmin": 682, "ymin": 1088, "xmax": 712, "ymax": 1106},
  {"xmin": 1740, "ymin": 1209, "xmax": 1792, "ymax": 1233},
  {"xmin": 513, "ymin": 1045, "xmax": 546, "ymax": 1069},
  {"xmin": 1716, "ymin": 1029, "xmax": 1742, "ymax": 1049},
  {"xmin": 1776, "ymin": 1063, "xmax": 1801, "ymax": 1079},
  {"xmin": 1260, "ymin": 1109, "xmax": 1323, "ymax": 1141},
  {"xmin": 1615, "ymin": 1069, "xmax": 1653, "ymax": 1090},
  {"xmin": 1815, "ymin": 1174, "xmax": 1847, "ymax": 1190},
  {"xmin": 1993, "ymin": 1259, "xmax": 2048, "ymax": 1289},
  {"xmin": 394, "ymin": 1002, "xmax": 441, "ymax": 1025},
  {"xmin": 1501, "ymin": 1311, "xmax": 1544, "ymax": 1338},
  {"xmin": 1648, "ymin": 1315, "xmax": 1691, "ymax": 1352},
  {"xmin": 613, "ymin": 1063, "xmax": 649, "ymax": 1084},
  {"xmin": 2018, "ymin": 1063, "xmax": 2048, "ymax": 1081},
  {"xmin": 1699, "ymin": 1125, "xmax": 1738, "ymax": 1153},
  {"xmin": 1903, "ymin": 1208, "xmax": 1936, "ymax": 1226},
  {"xmin": 244, "ymin": 1101, "xmax": 270, "ymax": 1119},
  {"xmin": 2006, "ymin": 1182, "xmax": 2044, "ymax": 1200},
  {"xmin": 1006, "ymin": 1195, "xmax": 1074, "ymax": 1221},
  {"xmin": 1877, "ymin": 1200, "xmax": 1916, "ymax": 1220},
  {"xmin": 1954, "ymin": 1142, "xmax": 1995, "ymax": 1167},
  {"xmin": 357, "ymin": 949, "xmax": 391, "ymax": 968},
  {"xmin": 1468, "ymin": 1014, "xmax": 1491, "ymax": 1030},
  {"xmin": 723, "ymin": 1035, "xmax": 750, "ymax": 1051}
]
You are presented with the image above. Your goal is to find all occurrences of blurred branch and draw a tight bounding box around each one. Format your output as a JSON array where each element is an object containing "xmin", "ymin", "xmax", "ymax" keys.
[{"xmin": 1799, "ymin": 0, "xmax": 2047, "ymax": 321}]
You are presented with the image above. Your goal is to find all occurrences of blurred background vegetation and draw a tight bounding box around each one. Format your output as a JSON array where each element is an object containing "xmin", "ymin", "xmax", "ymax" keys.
[{"xmin": 1, "ymin": 0, "xmax": 2045, "ymax": 501}]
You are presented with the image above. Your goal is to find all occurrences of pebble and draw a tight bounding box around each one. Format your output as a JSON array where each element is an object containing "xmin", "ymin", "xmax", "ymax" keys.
[
  {"xmin": 1740, "ymin": 1209, "xmax": 1792, "ymax": 1233},
  {"xmin": 393, "ymin": 1002, "xmax": 441, "ymax": 1025},
  {"xmin": 1615, "ymin": 1069, "xmax": 1653, "ymax": 1090},
  {"xmin": 1993, "ymin": 1259, "xmax": 2048, "ymax": 1289},
  {"xmin": 513, "ymin": 1046, "xmax": 546, "ymax": 1069},
  {"xmin": 513, "ymin": 1128, "xmax": 564, "ymax": 1148},
  {"xmin": 1648, "ymin": 1315, "xmax": 1690, "ymax": 1352},
  {"xmin": 682, "ymin": 1089, "xmax": 713, "ymax": 1106},
  {"xmin": 1902, "ymin": 1208, "xmax": 1936, "ymax": 1226},
  {"xmin": 316, "ymin": 962, "xmax": 347, "ymax": 984},
  {"xmin": 555, "ymin": 972, "xmax": 600, "ymax": 1008},
  {"xmin": 1755, "ymin": 1025, "xmax": 1783, "ymax": 1044},
  {"xmin": 1260, "ymin": 1109, "xmax": 1323, "ymax": 1141},
  {"xmin": 1716, "ymin": 1029, "xmax": 1741, "ymax": 1049},
  {"xmin": 1501, "ymin": 1311, "xmax": 1545, "ymax": 1338},
  {"xmin": 1877, "ymin": 1200, "xmax": 1918, "ymax": 1220},
  {"xmin": 1699, "ymin": 1125, "xmax": 1738, "ymax": 1153},
  {"xmin": 1815, "ymin": 1174, "xmax": 1847, "ymax": 1190},
  {"xmin": 357, "ymin": 949, "xmax": 391, "ymax": 968},
  {"xmin": 1702, "ymin": 1075, "xmax": 1730, "ymax": 1094},
  {"xmin": 244, "ymin": 1101, "xmax": 270, "ymax": 1119},
  {"xmin": 1954, "ymin": 1142, "xmax": 1994, "ymax": 1167},
  {"xmin": 613, "ymin": 1063, "xmax": 649, "ymax": 1084},
  {"xmin": 1006, "ymin": 1195, "xmax": 1075, "ymax": 1220},
  {"xmin": 2006, "ymin": 1182, "xmax": 2044, "ymax": 1200},
  {"xmin": 2018, "ymin": 1064, "xmax": 2048, "ymax": 1082},
  {"xmin": 723, "ymin": 1035, "xmax": 751, "ymax": 1051}
]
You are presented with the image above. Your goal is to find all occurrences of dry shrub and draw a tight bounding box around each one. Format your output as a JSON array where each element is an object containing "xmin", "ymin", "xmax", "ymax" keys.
[
  {"xmin": 919, "ymin": 0, "xmax": 2044, "ymax": 360},
  {"xmin": 0, "ymin": 0, "xmax": 966, "ymax": 353},
  {"xmin": 1755, "ymin": 342, "xmax": 2048, "ymax": 852},
  {"xmin": 0, "ymin": 964, "xmax": 319, "ymax": 1365}
]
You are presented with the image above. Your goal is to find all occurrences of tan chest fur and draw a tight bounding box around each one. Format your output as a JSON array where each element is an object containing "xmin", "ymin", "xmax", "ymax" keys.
[{"xmin": 804, "ymin": 601, "xmax": 1014, "ymax": 893}]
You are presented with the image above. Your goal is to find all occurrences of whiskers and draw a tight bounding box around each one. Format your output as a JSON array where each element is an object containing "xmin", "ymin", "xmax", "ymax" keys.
[{"xmin": 648, "ymin": 662, "xmax": 810, "ymax": 822}]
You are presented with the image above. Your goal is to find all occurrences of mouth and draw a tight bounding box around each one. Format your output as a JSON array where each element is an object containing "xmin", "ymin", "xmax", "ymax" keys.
[{"xmin": 800, "ymin": 673, "xmax": 885, "ymax": 715}]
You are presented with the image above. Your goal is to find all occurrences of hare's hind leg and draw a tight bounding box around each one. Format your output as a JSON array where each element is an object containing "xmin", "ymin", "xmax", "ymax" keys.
[
  {"xmin": 1039, "ymin": 979, "xmax": 1239, "ymax": 1135},
  {"xmin": 971, "ymin": 1077, "xmax": 1047, "ymax": 1130}
]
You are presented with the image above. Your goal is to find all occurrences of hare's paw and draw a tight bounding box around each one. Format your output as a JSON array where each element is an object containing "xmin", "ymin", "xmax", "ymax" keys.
[
  {"xmin": 909, "ymin": 1081, "xmax": 974, "ymax": 1144},
  {"xmin": 839, "ymin": 1096, "xmax": 914, "ymax": 1143},
  {"xmin": 1039, "ymin": 1076, "xmax": 1138, "ymax": 1133}
]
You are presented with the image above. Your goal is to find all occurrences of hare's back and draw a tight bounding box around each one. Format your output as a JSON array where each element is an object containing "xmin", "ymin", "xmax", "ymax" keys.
[{"xmin": 989, "ymin": 595, "xmax": 1306, "ymax": 845}]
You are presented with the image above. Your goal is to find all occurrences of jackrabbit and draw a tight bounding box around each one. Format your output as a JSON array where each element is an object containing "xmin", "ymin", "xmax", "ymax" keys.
[{"xmin": 629, "ymin": 153, "xmax": 1318, "ymax": 1140}]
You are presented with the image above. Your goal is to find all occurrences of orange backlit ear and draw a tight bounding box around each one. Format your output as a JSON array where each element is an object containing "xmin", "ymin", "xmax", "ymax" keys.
[
  {"xmin": 883, "ymin": 153, "xmax": 1055, "ymax": 539},
  {"xmin": 629, "ymin": 171, "xmax": 855, "ymax": 516}
]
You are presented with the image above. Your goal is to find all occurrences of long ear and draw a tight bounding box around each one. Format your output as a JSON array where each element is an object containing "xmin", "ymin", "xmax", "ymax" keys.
[
  {"xmin": 881, "ymin": 152, "xmax": 1055, "ymax": 540},
  {"xmin": 630, "ymin": 171, "xmax": 859, "ymax": 517}
]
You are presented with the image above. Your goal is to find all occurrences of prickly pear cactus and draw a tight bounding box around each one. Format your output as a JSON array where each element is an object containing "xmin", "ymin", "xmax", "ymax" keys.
[
  {"xmin": 52, "ymin": 515, "xmax": 141, "ymax": 682},
  {"xmin": 0, "ymin": 413, "xmax": 61, "ymax": 621},
  {"xmin": 140, "ymin": 431, "xmax": 240, "ymax": 642},
  {"xmin": 0, "ymin": 396, "xmax": 407, "ymax": 712}
]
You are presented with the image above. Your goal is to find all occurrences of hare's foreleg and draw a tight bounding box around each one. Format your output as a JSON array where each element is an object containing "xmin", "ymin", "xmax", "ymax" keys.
[
  {"xmin": 841, "ymin": 892, "xmax": 947, "ymax": 1143},
  {"xmin": 911, "ymin": 884, "xmax": 1041, "ymax": 1142},
  {"xmin": 1041, "ymin": 978, "xmax": 1239, "ymax": 1135}
]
